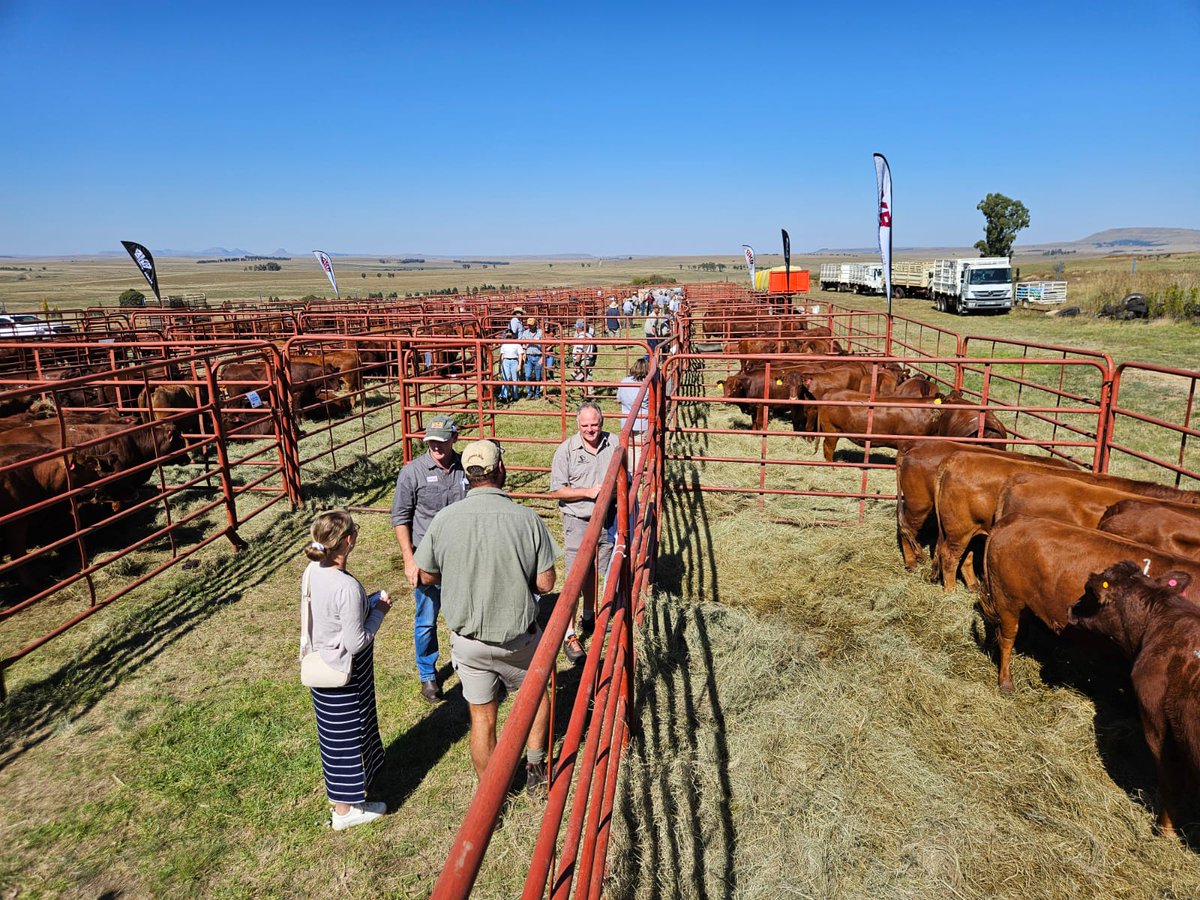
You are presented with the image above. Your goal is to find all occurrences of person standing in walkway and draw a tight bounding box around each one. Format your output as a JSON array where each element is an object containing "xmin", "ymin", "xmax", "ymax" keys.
[
  {"xmin": 301, "ymin": 510, "xmax": 392, "ymax": 830},
  {"xmin": 391, "ymin": 415, "xmax": 468, "ymax": 703},
  {"xmin": 617, "ymin": 357, "xmax": 651, "ymax": 473},
  {"xmin": 413, "ymin": 440, "xmax": 560, "ymax": 790},
  {"xmin": 498, "ymin": 330, "xmax": 524, "ymax": 402},
  {"xmin": 521, "ymin": 317, "xmax": 545, "ymax": 398},
  {"xmin": 548, "ymin": 402, "xmax": 618, "ymax": 664},
  {"xmin": 643, "ymin": 307, "xmax": 660, "ymax": 355}
]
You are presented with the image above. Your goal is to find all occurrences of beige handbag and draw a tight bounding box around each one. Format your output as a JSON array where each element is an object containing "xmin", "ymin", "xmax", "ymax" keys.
[{"xmin": 299, "ymin": 565, "xmax": 351, "ymax": 689}]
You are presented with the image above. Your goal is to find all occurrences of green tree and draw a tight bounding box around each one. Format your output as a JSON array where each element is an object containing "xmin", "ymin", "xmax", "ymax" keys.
[
  {"xmin": 118, "ymin": 288, "xmax": 146, "ymax": 307},
  {"xmin": 974, "ymin": 193, "xmax": 1030, "ymax": 257}
]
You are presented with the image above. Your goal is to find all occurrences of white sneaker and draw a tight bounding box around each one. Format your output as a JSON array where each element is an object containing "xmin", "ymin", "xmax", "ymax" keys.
[{"xmin": 331, "ymin": 802, "xmax": 386, "ymax": 831}]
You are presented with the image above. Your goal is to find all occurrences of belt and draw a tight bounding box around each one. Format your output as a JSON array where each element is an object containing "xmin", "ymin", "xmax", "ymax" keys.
[{"xmin": 454, "ymin": 620, "xmax": 538, "ymax": 645}]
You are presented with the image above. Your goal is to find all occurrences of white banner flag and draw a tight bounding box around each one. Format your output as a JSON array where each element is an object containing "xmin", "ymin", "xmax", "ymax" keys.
[
  {"xmin": 873, "ymin": 153, "xmax": 893, "ymax": 312},
  {"xmin": 312, "ymin": 249, "xmax": 339, "ymax": 298},
  {"xmin": 742, "ymin": 244, "xmax": 755, "ymax": 289}
]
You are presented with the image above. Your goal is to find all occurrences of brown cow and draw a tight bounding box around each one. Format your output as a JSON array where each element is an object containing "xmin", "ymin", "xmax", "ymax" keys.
[
  {"xmin": 895, "ymin": 441, "xmax": 1077, "ymax": 571},
  {"xmin": 934, "ymin": 454, "xmax": 1200, "ymax": 592},
  {"xmin": 0, "ymin": 442, "xmax": 113, "ymax": 586},
  {"xmin": 719, "ymin": 366, "xmax": 819, "ymax": 430},
  {"xmin": 138, "ymin": 384, "xmax": 207, "ymax": 459},
  {"xmin": 1099, "ymin": 498, "xmax": 1200, "ymax": 559},
  {"xmin": 1068, "ymin": 562, "xmax": 1200, "ymax": 838},
  {"xmin": 816, "ymin": 390, "xmax": 951, "ymax": 462},
  {"xmin": 981, "ymin": 515, "xmax": 1200, "ymax": 694},
  {"xmin": 0, "ymin": 419, "xmax": 181, "ymax": 506},
  {"xmin": 994, "ymin": 473, "xmax": 1155, "ymax": 531}
]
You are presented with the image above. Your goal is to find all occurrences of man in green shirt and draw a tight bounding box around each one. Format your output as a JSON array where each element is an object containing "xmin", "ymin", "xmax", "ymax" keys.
[{"xmin": 413, "ymin": 440, "xmax": 561, "ymax": 791}]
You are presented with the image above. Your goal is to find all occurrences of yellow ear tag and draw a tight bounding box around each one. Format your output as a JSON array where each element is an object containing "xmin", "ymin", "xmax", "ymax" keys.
[
  {"xmin": 934, "ymin": 398, "xmax": 942, "ymax": 404},
  {"xmin": 1102, "ymin": 581, "xmax": 1108, "ymax": 588},
  {"xmin": 775, "ymin": 378, "xmax": 783, "ymax": 385}
]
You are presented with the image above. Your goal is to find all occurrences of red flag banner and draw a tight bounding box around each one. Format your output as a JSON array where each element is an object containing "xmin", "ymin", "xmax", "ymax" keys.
[
  {"xmin": 312, "ymin": 250, "xmax": 339, "ymax": 298},
  {"xmin": 873, "ymin": 153, "xmax": 893, "ymax": 311}
]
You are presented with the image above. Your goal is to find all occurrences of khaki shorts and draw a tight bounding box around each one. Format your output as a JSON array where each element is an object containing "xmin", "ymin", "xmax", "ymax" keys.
[
  {"xmin": 563, "ymin": 514, "xmax": 615, "ymax": 582},
  {"xmin": 451, "ymin": 625, "xmax": 542, "ymax": 705}
]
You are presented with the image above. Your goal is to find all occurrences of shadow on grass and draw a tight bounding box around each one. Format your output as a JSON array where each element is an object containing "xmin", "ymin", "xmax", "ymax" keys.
[
  {"xmin": 615, "ymin": 599, "xmax": 737, "ymax": 900},
  {"xmin": 0, "ymin": 507, "xmax": 312, "ymax": 771},
  {"xmin": 656, "ymin": 467, "xmax": 720, "ymax": 605}
]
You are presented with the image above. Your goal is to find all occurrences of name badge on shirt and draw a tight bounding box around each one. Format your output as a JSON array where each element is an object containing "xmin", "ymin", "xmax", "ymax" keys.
[{"xmin": 426, "ymin": 475, "xmax": 439, "ymax": 483}]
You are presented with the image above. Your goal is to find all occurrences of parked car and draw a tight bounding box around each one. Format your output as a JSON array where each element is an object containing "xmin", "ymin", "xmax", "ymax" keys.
[{"xmin": 0, "ymin": 313, "xmax": 74, "ymax": 336}]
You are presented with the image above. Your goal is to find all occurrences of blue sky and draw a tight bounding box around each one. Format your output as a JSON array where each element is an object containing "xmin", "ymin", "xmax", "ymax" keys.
[{"xmin": 1, "ymin": 0, "xmax": 1197, "ymax": 256}]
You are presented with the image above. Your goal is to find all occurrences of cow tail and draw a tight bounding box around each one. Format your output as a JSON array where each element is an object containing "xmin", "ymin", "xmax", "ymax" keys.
[{"xmin": 977, "ymin": 539, "xmax": 1000, "ymax": 622}]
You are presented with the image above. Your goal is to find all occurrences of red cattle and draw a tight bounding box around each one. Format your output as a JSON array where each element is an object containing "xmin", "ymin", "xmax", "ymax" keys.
[
  {"xmin": 895, "ymin": 441, "xmax": 1077, "ymax": 571},
  {"xmin": 1068, "ymin": 562, "xmax": 1200, "ymax": 838},
  {"xmin": 995, "ymin": 473, "xmax": 1156, "ymax": 531},
  {"xmin": 933, "ymin": 454, "xmax": 1200, "ymax": 592},
  {"xmin": 981, "ymin": 515, "xmax": 1200, "ymax": 694},
  {"xmin": 0, "ymin": 442, "xmax": 113, "ymax": 586},
  {"xmin": 816, "ymin": 390, "xmax": 951, "ymax": 462},
  {"xmin": 1099, "ymin": 498, "xmax": 1200, "ymax": 559}
]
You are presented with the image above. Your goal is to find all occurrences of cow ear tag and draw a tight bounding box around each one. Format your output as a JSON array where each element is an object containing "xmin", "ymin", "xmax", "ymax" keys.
[
  {"xmin": 1169, "ymin": 579, "xmax": 1179, "ymax": 587},
  {"xmin": 934, "ymin": 398, "xmax": 942, "ymax": 404},
  {"xmin": 775, "ymin": 379, "xmax": 783, "ymax": 385},
  {"xmin": 1101, "ymin": 581, "xmax": 1108, "ymax": 588}
]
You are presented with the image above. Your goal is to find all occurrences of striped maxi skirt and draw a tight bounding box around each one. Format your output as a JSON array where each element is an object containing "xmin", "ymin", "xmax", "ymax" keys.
[{"xmin": 310, "ymin": 644, "xmax": 385, "ymax": 804}]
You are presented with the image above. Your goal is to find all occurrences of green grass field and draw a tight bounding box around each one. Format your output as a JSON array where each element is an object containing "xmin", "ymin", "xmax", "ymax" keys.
[{"xmin": 3, "ymin": 264, "xmax": 1200, "ymax": 897}]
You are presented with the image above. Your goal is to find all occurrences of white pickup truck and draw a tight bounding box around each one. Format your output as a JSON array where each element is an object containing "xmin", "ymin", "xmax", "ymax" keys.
[{"xmin": 0, "ymin": 313, "xmax": 73, "ymax": 337}]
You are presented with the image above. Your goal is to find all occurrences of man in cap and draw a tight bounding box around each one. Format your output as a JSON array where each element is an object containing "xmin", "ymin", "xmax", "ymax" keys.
[
  {"xmin": 547, "ymin": 401, "xmax": 617, "ymax": 664},
  {"xmin": 509, "ymin": 307, "xmax": 524, "ymax": 337},
  {"xmin": 413, "ymin": 440, "xmax": 560, "ymax": 791},
  {"xmin": 391, "ymin": 414, "xmax": 468, "ymax": 703}
]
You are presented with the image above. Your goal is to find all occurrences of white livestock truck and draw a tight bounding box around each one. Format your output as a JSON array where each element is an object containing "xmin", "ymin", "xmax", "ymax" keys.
[
  {"xmin": 890, "ymin": 260, "xmax": 935, "ymax": 298},
  {"xmin": 930, "ymin": 257, "xmax": 1013, "ymax": 314},
  {"xmin": 818, "ymin": 264, "xmax": 854, "ymax": 291}
]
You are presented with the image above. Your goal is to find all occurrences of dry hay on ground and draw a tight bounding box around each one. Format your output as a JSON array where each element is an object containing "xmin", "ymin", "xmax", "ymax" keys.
[{"xmin": 607, "ymin": 508, "xmax": 1200, "ymax": 898}]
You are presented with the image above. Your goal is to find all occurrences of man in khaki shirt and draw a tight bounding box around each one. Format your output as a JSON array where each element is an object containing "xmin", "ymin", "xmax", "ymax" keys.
[{"xmin": 547, "ymin": 402, "xmax": 617, "ymax": 665}]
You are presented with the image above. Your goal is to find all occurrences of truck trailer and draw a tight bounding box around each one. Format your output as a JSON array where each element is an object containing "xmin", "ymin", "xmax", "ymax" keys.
[
  {"xmin": 930, "ymin": 257, "xmax": 1013, "ymax": 314},
  {"xmin": 891, "ymin": 260, "xmax": 935, "ymax": 298}
]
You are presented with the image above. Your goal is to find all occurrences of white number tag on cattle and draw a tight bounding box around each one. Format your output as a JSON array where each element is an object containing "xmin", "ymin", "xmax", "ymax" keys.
[
  {"xmin": 246, "ymin": 390, "xmax": 263, "ymax": 409},
  {"xmin": 1143, "ymin": 558, "xmax": 1152, "ymax": 575},
  {"xmin": 426, "ymin": 475, "xmax": 439, "ymax": 483}
]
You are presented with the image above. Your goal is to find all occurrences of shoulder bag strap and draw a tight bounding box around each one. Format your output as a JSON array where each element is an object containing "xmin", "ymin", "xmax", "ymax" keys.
[{"xmin": 299, "ymin": 565, "xmax": 314, "ymax": 657}]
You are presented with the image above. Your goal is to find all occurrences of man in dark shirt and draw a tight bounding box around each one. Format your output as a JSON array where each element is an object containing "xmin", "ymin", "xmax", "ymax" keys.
[{"xmin": 390, "ymin": 415, "xmax": 468, "ymax": 702}]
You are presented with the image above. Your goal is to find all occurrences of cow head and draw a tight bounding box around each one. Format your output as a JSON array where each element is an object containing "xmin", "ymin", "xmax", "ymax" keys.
[{"xmin": 1069, "ymin": 561, "xmax": 1192, "ymax": 635}]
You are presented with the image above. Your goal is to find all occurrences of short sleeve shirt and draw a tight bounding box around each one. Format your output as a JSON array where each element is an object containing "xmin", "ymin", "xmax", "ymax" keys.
[
  {"xmin": 550, "ymin": 431, "xmax": 618, "ymax": 520},
  {"xmin": 521, "ymin": 327, "xmax": 543, "ymax": 356},
  {"xmin": 413, "ymin": 488, "xmax": 561, "ymax": 643},
  {"xmin": 390, "ymin": 450, "xmax": 468, "ymax": 548}
]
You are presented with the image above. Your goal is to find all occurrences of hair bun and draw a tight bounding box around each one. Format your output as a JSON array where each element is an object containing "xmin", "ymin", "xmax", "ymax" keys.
[{"xmin": 310, "ymin": 541, "xmax": 326, "ymax": 554}]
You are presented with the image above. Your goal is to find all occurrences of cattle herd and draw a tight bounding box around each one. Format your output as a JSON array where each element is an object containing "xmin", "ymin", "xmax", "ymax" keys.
[
  {"xmin": 714, "ymin": 322, "xmax": 1200, "ymax": 838},
  {"xmin": 896, "ymin": 439, "xmax": 1200, "ymax": 838},
  {"xmin": 0, "ymin": 341, "xmax": 379, "ymax": 592}
]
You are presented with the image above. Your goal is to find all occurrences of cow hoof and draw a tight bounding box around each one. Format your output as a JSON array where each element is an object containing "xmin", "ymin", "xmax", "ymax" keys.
[{"xmin": 999, "ymin": 680, "xmax": 1015, "ymax": 696}]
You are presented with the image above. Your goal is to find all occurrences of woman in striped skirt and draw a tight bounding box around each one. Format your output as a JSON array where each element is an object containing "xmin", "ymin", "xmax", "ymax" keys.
[{"xmin": 302, "ymin": 510, "xmax": 393, "ymax": 831}]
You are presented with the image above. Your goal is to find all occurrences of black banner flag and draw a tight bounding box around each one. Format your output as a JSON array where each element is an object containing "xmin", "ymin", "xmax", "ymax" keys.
[
  {"xmin": 781, "ymin": 228, "xmax": 791, "ymax": 291},
  {"xmin": 121, "ymin": 240, "xmax": 162, "ymax": 305}
]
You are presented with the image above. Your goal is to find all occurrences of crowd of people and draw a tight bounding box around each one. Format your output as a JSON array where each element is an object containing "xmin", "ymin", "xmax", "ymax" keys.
[
  {"xmin": 496, "ymin": 292, "xmax": 677, "ymax": 400},
  {"xmin": 298, "ymin": 400, "xmax": 648, "ymax": 830}
]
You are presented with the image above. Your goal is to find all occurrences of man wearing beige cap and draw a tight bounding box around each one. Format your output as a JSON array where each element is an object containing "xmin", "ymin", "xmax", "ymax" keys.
[
  {"xmin": 413, "ymin": 440, "xmax": 561, "ymax": 791},
  {"xmin": 391, "ymin": 414, "xmax": 467, "ymax": 703}
]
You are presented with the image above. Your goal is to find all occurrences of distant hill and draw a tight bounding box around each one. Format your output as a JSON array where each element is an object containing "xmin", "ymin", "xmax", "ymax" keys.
[{"xmin": 814, "ymin": 227, "xmax": 1200, "ymax": 258}]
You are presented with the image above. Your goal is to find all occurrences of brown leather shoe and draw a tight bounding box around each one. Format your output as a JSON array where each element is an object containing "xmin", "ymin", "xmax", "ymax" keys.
[{"xmin": 420, "ymin": 680, "xmax": 444, "ymax": 704}]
